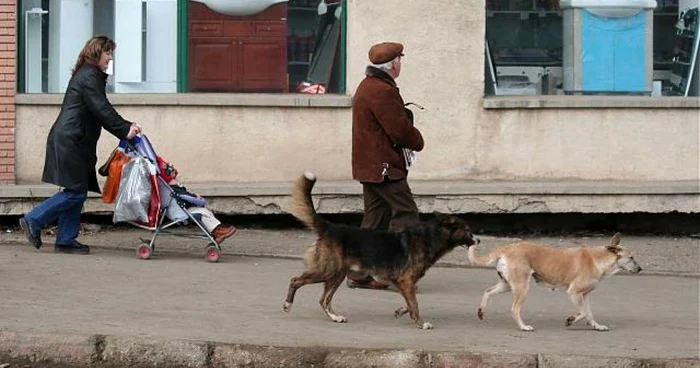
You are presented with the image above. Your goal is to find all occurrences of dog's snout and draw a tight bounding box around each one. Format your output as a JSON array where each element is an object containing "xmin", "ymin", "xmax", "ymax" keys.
[
  {"xmin": 632, "ymin": 260, "xmax": 642, "ymax": 273},
  {"xmin": 474, "ymin": 236, "xmax": 481, "ymax": 244}
]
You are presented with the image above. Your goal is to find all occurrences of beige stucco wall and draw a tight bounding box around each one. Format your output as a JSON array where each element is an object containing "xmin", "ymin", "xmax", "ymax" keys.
[
  {"xmin": 13, "ymin": 0, "xmax": 700, "ymax": 185},
  {"xmin": 15, "ymin": 105, "xmax": 353, "ymax": 184}
]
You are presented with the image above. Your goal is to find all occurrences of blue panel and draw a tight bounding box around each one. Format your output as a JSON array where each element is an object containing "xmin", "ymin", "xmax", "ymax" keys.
[
  {"xmin": 614, "ymin": 18, "xmax": 645, "ymax": 91},
  {"xmin": 580, "ymin": 10, "xmax": 646, "ymax": 92},
  {"xmin": 581, "ymin": 12, "xmax": 615, "ymax": 91}
]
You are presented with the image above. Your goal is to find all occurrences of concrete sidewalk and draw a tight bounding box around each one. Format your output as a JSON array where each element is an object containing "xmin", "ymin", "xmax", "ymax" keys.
[
  {"xmin": 0, "ymin": 226, "xmax": 699, "ymax": 367},
  {"xmin": 2, "ymin": 225, "xmax": 697, "ymax": 276}
]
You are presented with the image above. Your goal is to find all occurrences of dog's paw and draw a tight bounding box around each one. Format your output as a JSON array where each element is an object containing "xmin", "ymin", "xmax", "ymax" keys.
[
  {"xmin": 331, "ymin": 315, "xmax": 347, "ymax": 323},
  {"xmin": 477, "ymin": 308, "xmax": 485, "ymax": 320},
  {"xmin": 520, "ymin": 325, "xmax": 535, "ymax": 332},
  {"xmin": 565, "ymin": 316, "xmax": 575, "ymax": 326},
  {"xmin": 420, "ymin": 322, "xmax": 433, "ymax": 330},
  {"xmin": 593, "ymin": 324, "xmax": 609, "ymax": 332},
  {"xmin": 394, "ymin": 307, "xmax": 408, "ymax": 318},
  {"xmin": 283, "ymin": 302, "xmax": 292, "ymax": 313}
]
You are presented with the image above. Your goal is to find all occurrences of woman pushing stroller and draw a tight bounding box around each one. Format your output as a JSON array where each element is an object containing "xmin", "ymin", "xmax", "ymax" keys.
[
  {"xmin": 19, "ymin": 35, "xmax": 235, "ymax": 254},
  {"xmin": 19, "ymin": 36, "xmax": 141, "ymax": 254}
]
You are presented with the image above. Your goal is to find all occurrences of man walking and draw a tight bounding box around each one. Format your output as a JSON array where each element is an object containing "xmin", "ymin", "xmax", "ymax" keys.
[{"xmin": 348, "ymin": 42, "xmax": 425, "ymax": 289}]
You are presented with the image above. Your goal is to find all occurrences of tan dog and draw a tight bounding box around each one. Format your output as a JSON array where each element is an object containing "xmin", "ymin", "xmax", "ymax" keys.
[{"xmin": 468, "ymin": 233, "xmax": 641, "ymax": 332}]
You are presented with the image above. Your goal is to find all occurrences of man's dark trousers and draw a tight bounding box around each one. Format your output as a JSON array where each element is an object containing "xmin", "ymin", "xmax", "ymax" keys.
[
  {"xmin": 346, "ymin": 178, "xmax": 420, "ymax": 283},
  {"xmin": 360, "ymin": 178, "xmax": 419, "ymax": 232}
]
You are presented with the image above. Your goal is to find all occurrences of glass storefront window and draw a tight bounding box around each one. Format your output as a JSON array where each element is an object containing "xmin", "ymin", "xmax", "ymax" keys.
[
  {"xmin": 19, "ymin": 0, "xmax": 177, "ymax": 93},
  {"xmin": 17, "ymin": 0, "xmax": 346, "ymax": 94},
  {"xmin": 287, "ymin": 0, "xmax": 343, "ymax": 94},
  {"xmin": 485, "ymin": 0, "xmax": 698, "ymax": 97}
]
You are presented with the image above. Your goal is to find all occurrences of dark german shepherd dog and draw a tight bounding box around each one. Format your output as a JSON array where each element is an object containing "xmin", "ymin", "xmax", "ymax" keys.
[{"xmin": 283, "ymin": 172, "xmax": 479, "ymax": 329}]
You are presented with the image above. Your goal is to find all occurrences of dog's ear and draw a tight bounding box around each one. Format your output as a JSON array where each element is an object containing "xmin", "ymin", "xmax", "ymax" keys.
[{"xmin": 607, "ymin": 232, "xmax": 622, "ymax": 253}]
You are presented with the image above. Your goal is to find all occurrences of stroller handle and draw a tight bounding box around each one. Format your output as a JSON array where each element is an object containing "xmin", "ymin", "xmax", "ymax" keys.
[
  {"xmin": 124, "ymin": 135, "xmax": 156, "ymax": 163},
  {"xmin": 125, "ymin": 139, "xmax": 138, "ymax": 153},
  {"xmin": 124, "ymin": 140, "xmax": 148, "ymax": 162}
]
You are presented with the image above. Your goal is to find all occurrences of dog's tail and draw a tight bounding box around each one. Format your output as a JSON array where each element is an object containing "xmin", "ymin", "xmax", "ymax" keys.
[
  {"xmin": 467, "ymin": 244, "xmax": 503, "ymax": 266},
  {"xmin": 291, "ymin": 172, "xmax": 328, "ymax": 235}
]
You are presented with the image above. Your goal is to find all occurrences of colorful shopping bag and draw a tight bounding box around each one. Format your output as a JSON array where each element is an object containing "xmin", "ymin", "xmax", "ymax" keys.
[
  {"xmin": 136, "ymin": 170, "xmax": 161, "ymax": 228},
  {"xmin": 101, "ymin": 149, "xmax": 130, "ymax": 204}
]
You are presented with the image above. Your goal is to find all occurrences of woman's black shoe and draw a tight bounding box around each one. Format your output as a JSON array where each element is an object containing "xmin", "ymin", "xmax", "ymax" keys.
[
  {"xmin": 54, "ymin": 241, "xmax": 90, "ymax": 254},
  {"xmin": 19, "ymin": 217, "xmax": 42, "ymax": 249}
]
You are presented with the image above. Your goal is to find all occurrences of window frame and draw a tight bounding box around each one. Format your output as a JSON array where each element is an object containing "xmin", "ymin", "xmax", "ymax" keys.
[{"xmin": 482, "ymin": 94, "xmax": 700, "ymax": 109}]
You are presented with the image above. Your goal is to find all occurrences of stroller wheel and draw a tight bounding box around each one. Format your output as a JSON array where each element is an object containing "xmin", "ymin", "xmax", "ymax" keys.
[
  {"xmin": 137, "ymin": 245, "xmax": 153, "ymax": 260},
  {"xmin": 205, "ymin": 245, "xmax": 220, "ymax": 263}
]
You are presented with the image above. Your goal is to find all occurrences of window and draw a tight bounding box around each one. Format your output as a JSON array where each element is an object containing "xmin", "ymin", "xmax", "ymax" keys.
[
  {"xmin": 485, "ymin": 0, "xmax": 699, "ymax": 97},
  {"xmin": 17, "ymin": 0, "xmax": 345, "ymax": 94}
]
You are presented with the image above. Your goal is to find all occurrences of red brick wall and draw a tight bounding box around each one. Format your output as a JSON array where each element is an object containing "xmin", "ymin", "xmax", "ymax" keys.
[{"xmin": 0, "ymin": 0, "xmax": 14, "ymax": 184}]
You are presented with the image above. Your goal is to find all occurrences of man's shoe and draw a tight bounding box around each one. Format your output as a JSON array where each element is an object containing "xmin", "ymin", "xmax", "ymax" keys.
[
  {"xmin": 346, "ymin": 277, "xmax": 389, "ymax": 290},
  {"xmin": 212, "ymin": 224, "xmax": 237, "ymax": 243},
  {"xmin": 19, "ymin": 217, "xmax": 42, "ymax": 249},
  {"xmin": 54, "ymin": 240, "xmax": 90, "ymax": 255}
]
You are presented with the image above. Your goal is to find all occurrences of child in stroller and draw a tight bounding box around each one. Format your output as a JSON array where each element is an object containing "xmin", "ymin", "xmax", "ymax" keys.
[{"xmin": 157, "ymin": 156, "xmax": 237, "ymax": 244}]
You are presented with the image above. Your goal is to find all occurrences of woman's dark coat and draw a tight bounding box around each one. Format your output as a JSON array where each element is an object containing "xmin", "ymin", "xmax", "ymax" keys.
[{"xmin": 42, "ymin": 64, "xmax": 132, "ymax": 193}]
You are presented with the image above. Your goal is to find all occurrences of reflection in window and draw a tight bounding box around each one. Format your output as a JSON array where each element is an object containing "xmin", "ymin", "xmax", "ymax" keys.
[
  {"xmin": 484, "ymin": 0, "xmax": 698, "ymax": 97},
  {"xmin": 18, "ymin": 0, "xmax": 345, "ymax": 94},
  {"xmin": 287, "ymin": 0, "xmax": 344, "ymax": 94},
  {"xmin": 20, "ymin": 0, "xmax": 176, "ymax": 94},
  {"xmin": 186, "ymin": 0, "xmax": 342, "ymax": 93}
]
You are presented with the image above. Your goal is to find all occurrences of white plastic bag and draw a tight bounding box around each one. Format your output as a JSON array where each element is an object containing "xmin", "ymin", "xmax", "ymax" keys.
[{"xmin": 113, "ymin": 156, "xmax": 152, "ymax": 223}]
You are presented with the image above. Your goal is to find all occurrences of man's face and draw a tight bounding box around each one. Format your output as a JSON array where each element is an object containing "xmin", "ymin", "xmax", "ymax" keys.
[{"xmin": 392, "ymin": 56, "xmax": 402, "ymax": 78}]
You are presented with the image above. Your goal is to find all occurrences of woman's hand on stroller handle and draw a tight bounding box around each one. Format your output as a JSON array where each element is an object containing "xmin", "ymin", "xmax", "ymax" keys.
[{"xmin": 126, "ymin": 123, "xmax": 142, "ymax": 140}]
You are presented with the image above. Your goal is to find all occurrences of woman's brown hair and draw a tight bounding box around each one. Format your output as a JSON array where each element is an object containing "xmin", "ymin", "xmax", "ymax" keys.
[{"xmin": 71, "ymin": 35, "xmax": 116, "ymax": 75}]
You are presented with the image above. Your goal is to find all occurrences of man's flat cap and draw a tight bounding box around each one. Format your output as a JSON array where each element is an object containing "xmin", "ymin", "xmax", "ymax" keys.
[{"xmin": 368, "ymin": 42, "xmax": 404, "ymax": 64}]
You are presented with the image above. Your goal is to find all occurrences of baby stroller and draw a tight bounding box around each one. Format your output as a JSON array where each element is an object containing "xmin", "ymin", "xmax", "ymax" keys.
[{"xmin": 104, "ymin": 135, "xmax": 225, "ymax": 262}]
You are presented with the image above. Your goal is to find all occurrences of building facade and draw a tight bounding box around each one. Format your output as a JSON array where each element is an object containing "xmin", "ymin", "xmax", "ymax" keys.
[{"xmin": 3, "ymin": 0, "xmax": 699, "ymax": 216}]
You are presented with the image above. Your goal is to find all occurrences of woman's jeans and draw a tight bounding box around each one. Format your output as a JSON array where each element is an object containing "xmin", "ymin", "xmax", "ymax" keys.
[{"xmin": 24, "ymin": 189, "xmax": 88, "ymax": 245}]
